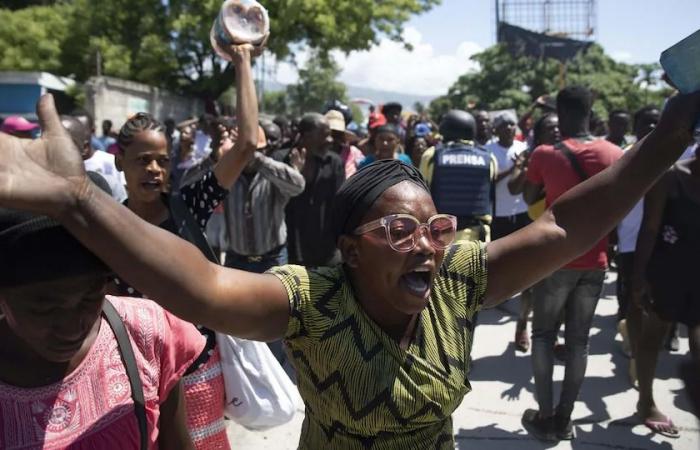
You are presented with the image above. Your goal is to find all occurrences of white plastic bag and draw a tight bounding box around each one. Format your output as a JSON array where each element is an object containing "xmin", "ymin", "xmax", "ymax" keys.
[{"xmin": 216, "ymin": 333, "xmax": 300, "ymax": 429}]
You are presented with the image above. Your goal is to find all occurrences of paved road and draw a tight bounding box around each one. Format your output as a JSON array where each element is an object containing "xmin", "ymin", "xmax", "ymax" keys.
[{"xmin": 227, "ymin": 272, "xmax": 700, "ymax": 449}]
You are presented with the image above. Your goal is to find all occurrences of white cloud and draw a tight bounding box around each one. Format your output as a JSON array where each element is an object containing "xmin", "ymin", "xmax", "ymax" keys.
[
  {"xmin": 610, "ymin": 50, "xmax": 633, "ymax": 63},
  {"xmin": 267, "ymin": 27, "xmax": 483, "ymax": 96}
]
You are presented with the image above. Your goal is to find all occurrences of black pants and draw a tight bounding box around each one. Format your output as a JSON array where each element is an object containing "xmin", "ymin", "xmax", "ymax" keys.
[{"xmin": 491, "ymin": 212, "xmax": 531, "ymax": 240}]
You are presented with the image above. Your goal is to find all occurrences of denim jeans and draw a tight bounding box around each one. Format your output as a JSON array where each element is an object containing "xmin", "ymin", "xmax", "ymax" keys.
[
  {"xmin": 225, "ymin": 246, "xmax": 289, "ymax": 364},
  {"xmin": 531, "ymin": 269, "xmax": 605, "ymax": 418}
]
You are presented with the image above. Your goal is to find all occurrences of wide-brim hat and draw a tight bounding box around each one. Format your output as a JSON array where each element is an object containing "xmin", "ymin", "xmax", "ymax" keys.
[{"xmin": 325, "ymin": 110, "xmax": 358, "ymax": 142}]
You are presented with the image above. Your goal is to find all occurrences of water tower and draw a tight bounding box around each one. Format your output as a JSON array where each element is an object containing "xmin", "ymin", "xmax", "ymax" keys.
[{"xmin": 495, "ymin": 0, "xmax": 597, "ymax": 42}]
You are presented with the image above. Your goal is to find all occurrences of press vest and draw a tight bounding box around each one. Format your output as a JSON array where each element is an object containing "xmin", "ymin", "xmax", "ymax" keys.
[{"xmin": 431, "ymin": 143, "xmax": 493, "ymax": 220}]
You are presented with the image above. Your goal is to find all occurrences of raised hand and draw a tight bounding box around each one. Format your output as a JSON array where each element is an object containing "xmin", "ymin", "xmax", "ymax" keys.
[
  {"xmin": 222, "ymin": 36, "xmax": 268, "ymax": 65},
  {"xmin": 655, "ymin": 90, "xmax": 700, "ymax": 143},
  {"xmin": 218, "ymin": 126, "xmax": 237, "ymax": 157},
  {"xmin": 289, "ymin": 147, "xmax": 307, "ymax": 172},
  {"xmin": 0, "ymin": 95, "xmax": 86, "ymax": 216},
  {"xmin": 534, "ymin": 95, "xmax": 550, "ymax": 107}
]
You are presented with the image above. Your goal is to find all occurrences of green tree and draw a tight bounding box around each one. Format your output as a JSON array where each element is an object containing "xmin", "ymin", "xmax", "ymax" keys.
[
  {"xmin": 0, "ymin": 5, "xmax": 70, "ymax": 72},
  {"xmin": 413, "ymin": 101, "xmax": 426, "ymax": 114},
  {"xmin": 262, "ymin": 90, "xmax": 289, "ymax": 116},
  {"xmin": 285, "ymin": 52, "xmax": 348, "ymax": 115},
  {"xmin": 1, "ymin": 0, "xmax": 440, "ymax": 101},
  {"xmin": 167, "ymin": 0, "xmax": 440, "ymax": 99},
  {"xmin": 429, "ymin": 43, "xmax": 672, "ymax": 120},
  {"xmin": 0, "ymin": 0, "xmax": 56, "ymax": 9},
  {"xmin": 61, "ymin": 0, "xmax": 176, "ymax": 86},
  {"xmin": 350, "ymin": 103, "xmax": 364, "ymax": 124}
]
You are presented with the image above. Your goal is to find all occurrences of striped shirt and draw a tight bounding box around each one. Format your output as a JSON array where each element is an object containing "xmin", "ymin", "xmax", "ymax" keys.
[
  {"xmin": 269, "ymin": 241, "xmax": 488, "ymax": 449},
  {"xmin": 224, "ymin": 151, "xmax": 305, "ymax": 256}
]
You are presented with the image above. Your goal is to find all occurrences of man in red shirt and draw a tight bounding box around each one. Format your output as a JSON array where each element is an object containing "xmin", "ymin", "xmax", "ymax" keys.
[{"xmin": 521, "ymin": 86, "xmax": 623, "ymax": 442}]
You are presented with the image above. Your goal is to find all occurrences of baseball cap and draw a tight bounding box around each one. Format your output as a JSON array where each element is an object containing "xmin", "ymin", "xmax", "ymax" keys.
[
  {"xmin": 414, "ymin": 123, "xmax": 431, "ymax": 137},
  {"xmin": 1, "ymin": 116, "xmax": 39, "ymax": 134},
  {"xmin": 368, "ymin": 113, "xmax": 387, "ymax": 130}
]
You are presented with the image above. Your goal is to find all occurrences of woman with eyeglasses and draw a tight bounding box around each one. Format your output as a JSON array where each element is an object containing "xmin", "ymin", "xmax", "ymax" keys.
[{"xmin": 1, "ymin": 89, "xmax": 699, "ymax": 448}]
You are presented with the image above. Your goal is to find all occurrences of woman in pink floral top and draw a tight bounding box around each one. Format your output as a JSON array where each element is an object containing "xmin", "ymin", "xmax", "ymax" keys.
[{"xmin": 0, "ymin": 208, "xmax": 205, "ymax": 449}]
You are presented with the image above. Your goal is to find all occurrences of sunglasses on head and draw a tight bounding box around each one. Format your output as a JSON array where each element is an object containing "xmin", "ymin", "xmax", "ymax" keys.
[{"xmin": 353, "ymin": 214, "xmax": 457, "ymax": 253}]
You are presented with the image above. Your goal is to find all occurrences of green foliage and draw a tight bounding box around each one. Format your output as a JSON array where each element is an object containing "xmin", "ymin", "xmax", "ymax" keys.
[
  {"xmin": 0, "ymin": 5, "xmax": 70, "ymax": 72},
  {"xmin": 62, "ymin": 0, "xmax": 172, "ymax": 83},
  {"xmin": 0, "ymin": 0, "xmax": 440, "ymax": 100},
  {"xmin": 413, "ymin": 101, "xmax": 426, "ymax": 114},
  {"xmin": 429, "ymin": 43, "xmax": 672, "ymax": 120},
  {"xmin": 285, "ymin": 52, "xmax": 348, "ymax": 115},
  {"xmin": 262, "ymin": 90, "xmax": 289, "ymax": 116},
  {"xmin": 350, "ymin": 103, "xmax": 364, "ymax": 124},
  {"xmin": 261, "ymin": 53, "xmax": 355, "ymax": 118},
  {"xmin": 0, "ymin": 1, "xmax": 57, "ymax": 9},
  {"xmin": 64, "ymin": 83, "xmax": 86, "ymax": 109}
]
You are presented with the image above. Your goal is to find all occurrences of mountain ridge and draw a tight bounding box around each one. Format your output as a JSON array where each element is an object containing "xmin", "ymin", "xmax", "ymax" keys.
[{"xmin": 262, "ymin": 80, "xmax": 438, "ymax": 111}]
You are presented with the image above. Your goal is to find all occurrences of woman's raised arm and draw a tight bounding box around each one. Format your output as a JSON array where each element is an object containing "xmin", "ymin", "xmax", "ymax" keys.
[
  {"xmin": 212, "ymin": 44, "xmax": 260, "ymax": 189},
  {"xmin": 0, "ymin": 95, "xmax": 290, "ymax": 342}
]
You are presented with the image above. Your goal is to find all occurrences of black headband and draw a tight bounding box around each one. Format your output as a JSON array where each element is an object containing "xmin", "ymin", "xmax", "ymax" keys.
[{"xmin": 332, "ymin": 160, "xmax": 430, "ymax": 240}]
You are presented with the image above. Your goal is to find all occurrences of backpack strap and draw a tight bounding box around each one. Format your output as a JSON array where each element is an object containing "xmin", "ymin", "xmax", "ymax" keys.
[
  {"xmin": 168, "ymin": 191, "xmax": 220, "ymax": 374},
  {"xmin": 169, "ymin": 192, "xmax": 220, "ymax": 264},
  {"xmin": 556, "ymin": 141, "xmax": 589, "ymax": 182},
  {"xmin": 102, "ymin": 301, "xmax": 148, "ymax": 450}
]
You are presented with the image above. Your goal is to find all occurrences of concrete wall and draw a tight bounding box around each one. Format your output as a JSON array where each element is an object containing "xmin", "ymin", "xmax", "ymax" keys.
[{"xmin": 85, "ymin": 76, "xmax": 203, "ymax": 130}]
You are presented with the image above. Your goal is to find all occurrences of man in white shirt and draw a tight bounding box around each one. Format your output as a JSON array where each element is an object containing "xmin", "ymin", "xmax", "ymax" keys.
[
  {"xmin": 486, "ymin": 111, "xmax": 530, "ymax": 239},
  {"xmin": 486, "ymin": 111, "xmax": 533, "ymax": 354},
  {"xmin": 84, "ymin": 149, "xmax": 127, "ymax": 203},
  {"xmin": 61, "ymin": 114, "xmax": 127, "ymax": 203}
]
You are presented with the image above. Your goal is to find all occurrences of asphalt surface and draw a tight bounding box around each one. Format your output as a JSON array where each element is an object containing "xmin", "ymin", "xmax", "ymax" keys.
[{"xmin": 227, "ymin": 272, "xmax": 700, "ymax": 449}]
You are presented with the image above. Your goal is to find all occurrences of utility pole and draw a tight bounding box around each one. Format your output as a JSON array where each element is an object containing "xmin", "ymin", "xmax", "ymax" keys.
[
  {"xmin": 495, "ymin": 0, "xmax": 501, "ymax": 41},
  {"xmin": 96, "ymin": 49, "xmax": 102, "ymax": 77}
]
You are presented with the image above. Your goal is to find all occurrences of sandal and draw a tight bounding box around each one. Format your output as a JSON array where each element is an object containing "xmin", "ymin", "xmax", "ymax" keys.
[{"xmin": 644, "ymin": 415, "xmax": 680, "ymax": 438}]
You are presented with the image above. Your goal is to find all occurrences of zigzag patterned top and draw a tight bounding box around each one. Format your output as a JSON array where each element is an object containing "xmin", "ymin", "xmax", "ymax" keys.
[{"xmin": 269, "ymin": 241, "xmax": 487, "ymax": 449}]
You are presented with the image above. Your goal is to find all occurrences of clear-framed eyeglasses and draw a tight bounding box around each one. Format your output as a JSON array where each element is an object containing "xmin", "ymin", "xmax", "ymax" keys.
[{"xmin": 353, "ymin": 213, "xmax": 457, "ymax": 253}]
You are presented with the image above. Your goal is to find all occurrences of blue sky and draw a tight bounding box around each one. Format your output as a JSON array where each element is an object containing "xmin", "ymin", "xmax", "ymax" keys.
[{"xmin": 272, "ymin": 0, "xmax": 700, "ymax": 96}]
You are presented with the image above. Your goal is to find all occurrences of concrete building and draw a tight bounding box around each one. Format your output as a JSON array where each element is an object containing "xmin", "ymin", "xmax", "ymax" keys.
[
  {"xmin": 0, "ymin": 71, "xmax": 203, "ymax": 128},
  {"xmin": 0, "ymin": 71, "xmax": 75, "ymax": 120},
  {"xmin": 85, "ymin": 76, "xmax": 203, "ymax": 130}
]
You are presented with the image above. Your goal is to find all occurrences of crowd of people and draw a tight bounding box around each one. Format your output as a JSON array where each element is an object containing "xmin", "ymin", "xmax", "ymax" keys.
[{"xmin": 0, "ymin": 39, "xmax": 699, "ymax": 450}]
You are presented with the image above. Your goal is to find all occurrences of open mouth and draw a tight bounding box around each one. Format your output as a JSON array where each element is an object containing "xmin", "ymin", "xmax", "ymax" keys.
[
  {"xmin": 399, "ymin": 268, "xmax": 432, "ymax": 299},
  {"xmin": 141, "ymin": 180, "xmax": 162, "ymax": 191}
]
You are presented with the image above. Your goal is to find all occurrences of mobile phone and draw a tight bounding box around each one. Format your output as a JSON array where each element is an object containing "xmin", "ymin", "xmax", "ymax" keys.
[
  {"xmin": 660, "ymin": 28, "xmax": 700, "ymax": 94},
  {"xmin": 660, "ymin": 29, "xmax": 700, "ymax": 143}
]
